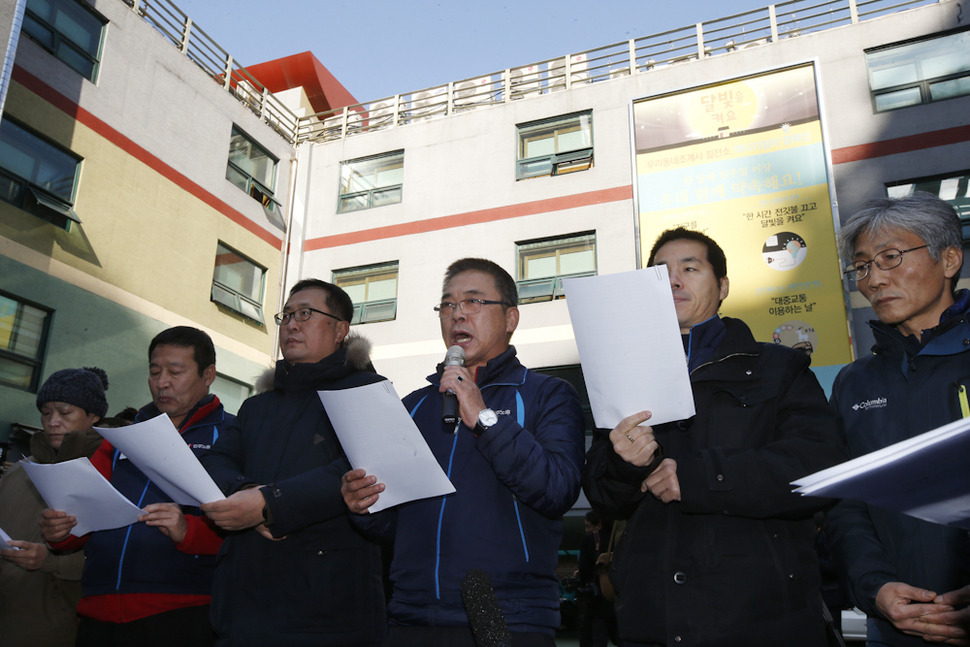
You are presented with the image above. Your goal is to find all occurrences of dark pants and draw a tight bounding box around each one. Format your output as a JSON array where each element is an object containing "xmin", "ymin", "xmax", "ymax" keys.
[
  {"xmin": 76, "ymin": 604, "xmax": 215, "ymax": 647},
  {"xmin": 385, "ymin": 625, "xmax": 556, "ymax": 647}
]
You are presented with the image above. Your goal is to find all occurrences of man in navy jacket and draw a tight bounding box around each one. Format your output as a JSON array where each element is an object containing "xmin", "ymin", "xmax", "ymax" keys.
[
  {"xmin": 42, "ymin": 326, "xmax": 229, "ymax": 647},
  {"xmin": 827, "ymin": 192, "xmax": 970, "ymax": 646},
  {"xmin": 343, "ymin": 258, "xmax": 586, "ymax": 647},
  {"xmin": 202, "ymin": 279, "xmax": 386, "ymax": 647}
]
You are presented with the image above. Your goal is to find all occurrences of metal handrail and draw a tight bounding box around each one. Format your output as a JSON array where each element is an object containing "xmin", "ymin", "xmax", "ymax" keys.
[
  {"xmin": 123, "ymin": 0, "xmax": 300, "ymax": 143},
  {"xmin": 294, "ymin": 0, "xmax": 936, "ymax": 143},
  {"xmin": 119, "ymin": 0, "xmax": 937, "ymax": 146}
]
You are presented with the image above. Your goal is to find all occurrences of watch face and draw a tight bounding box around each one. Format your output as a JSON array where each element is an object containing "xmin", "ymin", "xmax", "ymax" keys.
[{"xmin": 479, "ymin": 409, "xmax": 498, "ymax": 427}]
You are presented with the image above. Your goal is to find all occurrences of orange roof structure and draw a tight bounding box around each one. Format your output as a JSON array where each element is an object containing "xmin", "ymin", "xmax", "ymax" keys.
[{"xmin": 241, "ymin": 51, "xmax": 358, "ymax": 116}]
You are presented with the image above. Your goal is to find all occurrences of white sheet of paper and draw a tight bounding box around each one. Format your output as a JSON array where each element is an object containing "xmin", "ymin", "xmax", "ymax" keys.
[
  {"xmin": 793, "ymin": 415, "xmax": 970, "ymax": 528},
  {"xmin": 318, "ymin": 380, "xmax": 455, "ymax": 513},
  {"xmin": 95, "ymin": 414, "xmax": 225, "ymax": 506},
  {"xmin": 563, "ymin": 266, "xmax": 695, "ymax": 429},
  {"xmin": 0, "ymin": 526, "xmax": 18, "ymax": 550},
  {"xmin": 20, "ymin": 458, "xmax": 144, "ymax": 535}
]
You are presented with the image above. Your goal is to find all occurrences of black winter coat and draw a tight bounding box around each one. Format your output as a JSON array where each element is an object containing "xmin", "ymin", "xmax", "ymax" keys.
[
  {"xmin": 583, "ymin": 317, "xmax": 846, "ymax": 647},
  {"xmin": 203, "ymin": 339, "xmax": 387, "ymax": 647}
]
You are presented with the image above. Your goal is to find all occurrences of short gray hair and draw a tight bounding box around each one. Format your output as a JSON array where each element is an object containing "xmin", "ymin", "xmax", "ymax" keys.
[{"xmin": 838, "ymin": 191, "xmax": 963, "ymax": 283}]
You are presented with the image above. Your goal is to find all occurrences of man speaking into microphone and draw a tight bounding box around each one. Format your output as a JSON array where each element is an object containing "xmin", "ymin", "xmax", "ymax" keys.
[{"xmin": 342, "ymin": 258, "xmax": 585, "ymax": 647}]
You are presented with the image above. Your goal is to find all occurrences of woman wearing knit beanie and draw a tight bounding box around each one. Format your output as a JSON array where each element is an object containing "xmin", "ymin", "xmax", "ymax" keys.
[{"xmin": 0, "ymin": 366, "xmax": 110, "ymax": 647}]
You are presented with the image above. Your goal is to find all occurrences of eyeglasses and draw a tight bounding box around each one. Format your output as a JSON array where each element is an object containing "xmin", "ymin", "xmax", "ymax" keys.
[
  {"xmin": 274, "ymin": 307, "xmax": 343, "ymax": 325},
  {"xmin": 843, "ymin": 245, "xmax": 929, "ymax": 281},
  {"xmin": 433, "ymin": 298, "xmax": 509, "ymax": 318}
]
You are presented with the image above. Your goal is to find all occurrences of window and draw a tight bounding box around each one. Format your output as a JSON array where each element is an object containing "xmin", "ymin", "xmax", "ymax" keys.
[
  {"xmin": 338, "ymin": 151, "xmax": 404, "ymax": 213},
  {"xmin": 866, "ymin": 29, "xmax": 970, "ymax": 112},
  {"xmin": 333, "ymin": 262, "xmax": 398, "ymax": 324},
  {"xmin": 516, "ymin": 233, "xmax": 596, "ymax": 303},
  {"xmin": 226, "ymin": 127, "xmax": 279, "ymax": 214},
  {"xmin": 211, "ymin": 243, "xmax": 266, "ymax": 324},
  {"xmin": 0, "ymin": 118, "xmax": 81, "ymax": 228},
  {"xmin": 211, "ymin": 373, "xmax": 254, "ymax": 415},
  {"xmin": 517, "ymin": 111, "xmax": 593, "ymax": 180},
  {"xmin": 0, "ymin": 292, "xmax": 52, "ymax": 391},
  {"xmin": 22, "ymin": 0, "xmax": 106, "ymax": 80},
  {"xmin": 887, "ymin": 172, "xmax": 970, "ymax": 242}
]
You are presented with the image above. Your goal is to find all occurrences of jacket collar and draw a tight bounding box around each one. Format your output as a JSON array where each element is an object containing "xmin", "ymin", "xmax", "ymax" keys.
[
  {"xmin": 273, "ymin": 333, "xmax": 376, "ymax": 392},
  {"xmin": 683, "ymin": 315, "xmax": 727, "ymax": 371},
  {"xmin": 137, "ymin": 394, "xmax": 222, "ymax": 433},
  {"xmin": 29, "ymin": 426, "xmax": 103, "ymax": 464},
  {"xmin": 869, "ymin": 288, "xmax": 970, "ymax": 358}
]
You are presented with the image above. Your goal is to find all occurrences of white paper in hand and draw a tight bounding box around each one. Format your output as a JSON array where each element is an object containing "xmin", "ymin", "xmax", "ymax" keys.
[
  {"xmin": 95, "ymin": 414, "xmax": 225, "ymax": 506},
  {"xmin": 318, "ymin": 380, "xmax": 455, "ymax": 512},
  {"xmin": 20, "ymin": 458, "xmax": 144, "ymax": 535},
  {"xmin": 563, "ymin": 266, "xmax": 695, "ymax": 429},
  {"xmin": 0, "ymin": 526, "xmax": 19, "ymax": 550}
]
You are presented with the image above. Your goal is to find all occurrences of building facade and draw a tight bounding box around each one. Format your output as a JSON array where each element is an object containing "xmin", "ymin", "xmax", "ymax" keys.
[
  {"xmin": 2, "ymin": 0, "xmax": 968, "ymax": 457},
  {"xmin": 291, "ymin": 0, "xmax": 970, "ymax": 399},
  {"xmin": 0, "ymin": 0, "xmax": 317, "ymax": 446}
]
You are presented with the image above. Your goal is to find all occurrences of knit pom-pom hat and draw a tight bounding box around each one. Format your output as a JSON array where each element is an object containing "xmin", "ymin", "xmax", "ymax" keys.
[{"xmin": 35, "ymin": 367, "xmax": 109, "ymax": 418}]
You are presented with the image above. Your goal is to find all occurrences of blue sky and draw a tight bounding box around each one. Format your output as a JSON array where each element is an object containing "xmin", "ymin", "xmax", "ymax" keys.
[{"xmin": 174, "ymin": 0, "xmax": 770, "ymax": 104}]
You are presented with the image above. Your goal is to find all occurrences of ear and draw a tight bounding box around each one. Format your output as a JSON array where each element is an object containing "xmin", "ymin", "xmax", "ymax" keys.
[
  {"xmin": 505, "ymin": 306, "xmax": 520, "ymax": 335},
  {"xmin": 718, "ymin": 276, "xmax": 730, "ymax": 303},
  {"xmin": 202, "ymin": 364, "xmax": 217, "ymax": 388},
  {"xmin": 335, "ymin": 320, "xmax": 350, "ymax": 345},
  {"xmin": 942, "ymin": 246, "xmax": 963, "ymax": 281}
]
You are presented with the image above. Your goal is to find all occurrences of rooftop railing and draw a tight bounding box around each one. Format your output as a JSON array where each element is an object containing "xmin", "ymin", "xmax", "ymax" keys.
[
  {"xmin": 124, "ymin": 0, "xmax": 301, "ymax": 143},
  {"xmin": 122, "ymin": 0, "xmax": 938, "ymax": 146}
]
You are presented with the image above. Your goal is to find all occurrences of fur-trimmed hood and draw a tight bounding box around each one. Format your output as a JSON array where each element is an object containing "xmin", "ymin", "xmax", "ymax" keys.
[{"xmin": 255, "ymin": 332, "xmax": 374, "ymax": 394}]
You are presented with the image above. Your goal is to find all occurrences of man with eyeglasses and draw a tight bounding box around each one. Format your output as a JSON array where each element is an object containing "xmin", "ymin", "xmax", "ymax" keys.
[
  {"xmin": 827, "ymin": 192, "xmax": 970, "ymax": 646},
  {"xmin": 341, "ymin": 258, "xmax": 585, "ymax": 647},
  {"xmin": 200, "ymin": 279, "xmax": 387, "ymax": 647}
]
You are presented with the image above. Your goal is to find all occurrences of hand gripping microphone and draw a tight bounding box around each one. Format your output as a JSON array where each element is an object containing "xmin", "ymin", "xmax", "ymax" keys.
[{"xmin": 442, "ymin": 345, "xmax": 465, "ymax": 425}]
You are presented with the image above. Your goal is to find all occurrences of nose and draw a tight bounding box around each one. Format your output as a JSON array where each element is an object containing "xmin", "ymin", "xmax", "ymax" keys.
[
  {"xmin": 863, "ymin": 262, "xmax": 889, "ymax": 289},
  {"xmin": 669, "ymin": 271, "xmax": 683, "ymax": 289}
]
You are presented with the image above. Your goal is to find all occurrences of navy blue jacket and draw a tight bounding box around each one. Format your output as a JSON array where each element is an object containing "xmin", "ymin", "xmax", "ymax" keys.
[
  {"xmin": 202, "ymin": 340, "xmax": 387, "ymax": 647},
  {"xmin": 827, "ymin": 291, "xmax": 970, "ymax": 646},
  {"xmin": 80, "ymin": 396, "xmax": 229, "ymax": 600},
  {"xmin": 358, "ymin": 346, "xmax": 585, "ymax": 636},
  {"xmin": 584, "ymin": 316, "xmax": 846, "ymax": 647}
]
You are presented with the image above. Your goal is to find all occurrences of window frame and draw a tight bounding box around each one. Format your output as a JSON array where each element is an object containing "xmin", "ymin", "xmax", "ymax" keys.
[
  {"xmin": 332, "ymin": 261, "xmax": 399, "ymax": 325},
  {"xmin": 337, "ymin": 150, "xmax": 405, "ymax": 213},
  {"xmin": 210, "ymin": 242, "xmax": 267, "ymax": 325},
  {"xmin": 886, "ymin": 171, "xmax": 970, "ymax": 243},
  {"xmin": 865, "ymin": 28, "xmax": 970, "ymax": 112},
  {"xmin": 22, "ymin": 0, "xmax": 107, "ymax": 81},
  {"xmin": 0, "ymin": 117, "xmax": 82, "ymax": 229},
  {"xmin": 516, "ymin": 232, "xmax": 597, "ymax": 304},
  {"xmin": 226, "ymin": 126, "xmax": 280, "ymax": 215},
  {"xmin": 211, "ymin": 372, "xmax": 254, "ymax": 415},
  {"xmin": 0, "ymin": 290, "xmax": 52, "ymax": 392},
  {"xmin": 516, "ymin": 111, "xmax": 593, "ymax": 180}
]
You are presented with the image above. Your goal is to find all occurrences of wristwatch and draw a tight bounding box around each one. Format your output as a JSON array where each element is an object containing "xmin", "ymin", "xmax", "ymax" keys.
[{"xmin": 474, "ymin": 408, "xmax": 498, "ymax": 437}]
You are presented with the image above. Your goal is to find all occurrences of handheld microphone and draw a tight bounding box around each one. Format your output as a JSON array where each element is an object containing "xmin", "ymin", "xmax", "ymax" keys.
[
  {"xmin": 461, "ymin": 569, "xmax": 512, "ymax": 647},
  {"xmin": 442, "ymin": 345, "xmax": 465, "ymax": 425}
]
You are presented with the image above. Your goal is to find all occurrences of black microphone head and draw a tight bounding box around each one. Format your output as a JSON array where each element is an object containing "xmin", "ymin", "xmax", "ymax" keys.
[
  {"xmin": 461, "ymin": 569, "xmax": 512, "ymax": 647},
  {"xmin": 444, "ymin": 345, "xmax": 466, "ymax": 367}
]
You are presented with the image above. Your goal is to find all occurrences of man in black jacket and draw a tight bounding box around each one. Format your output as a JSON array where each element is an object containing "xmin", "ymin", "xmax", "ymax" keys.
[
  {"xmin": 201, "ymin": 279, "xmax": 386, "ymax": 647},
  {"xmin": 583, "ymin": 228, "xmax": 846, "ymax": 647}
]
